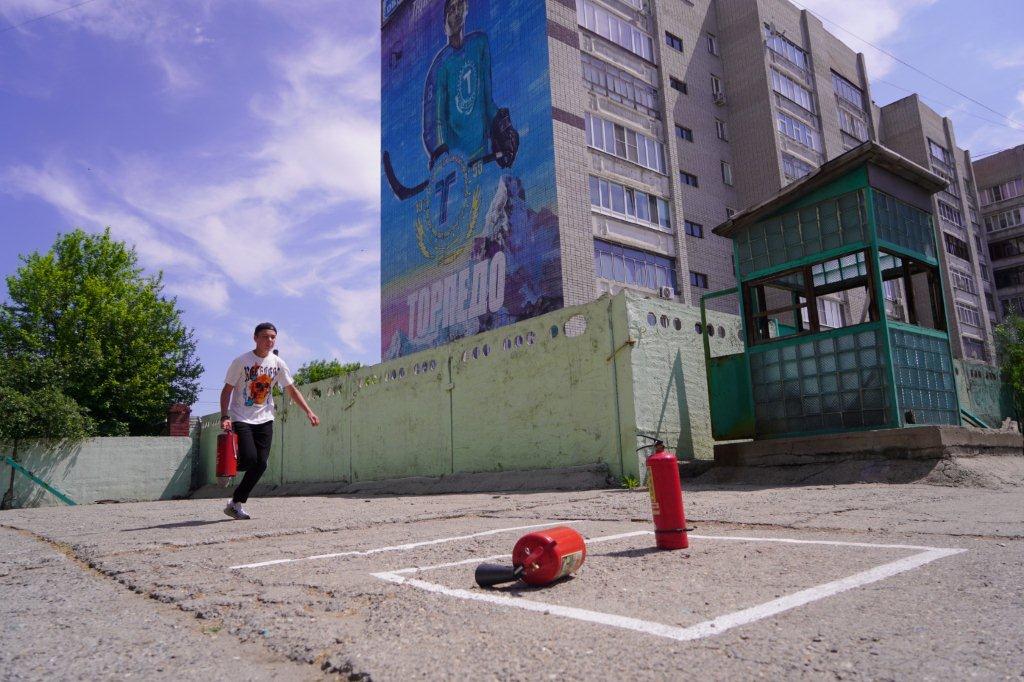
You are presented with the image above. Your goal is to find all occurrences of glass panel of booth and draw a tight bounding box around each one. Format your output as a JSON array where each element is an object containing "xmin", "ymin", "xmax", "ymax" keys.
[{"xmin": 741, "ymin": 246, "xmax": 946, "ymax": 346}]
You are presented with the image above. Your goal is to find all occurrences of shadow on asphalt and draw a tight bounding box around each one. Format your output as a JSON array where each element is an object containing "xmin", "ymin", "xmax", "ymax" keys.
[{"xmin": 122, "ymin": 519, "xmax": 233, "ymax": 531}]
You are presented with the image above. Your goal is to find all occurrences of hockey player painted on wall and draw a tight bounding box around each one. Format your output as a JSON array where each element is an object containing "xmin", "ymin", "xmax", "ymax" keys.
[{"xmin": 381, "ymin": 0, "xmax": 562, "ymax": 360}]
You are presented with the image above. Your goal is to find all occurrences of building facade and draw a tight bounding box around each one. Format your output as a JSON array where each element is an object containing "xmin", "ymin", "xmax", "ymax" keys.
[
  {"xmin": 877, "ymin": 95, "xmax": 997, "ymax": 363},
  {"xmin": 380, "ymin": 0, "xmax": 995, "ymax": 366},
  {"xmin": 973, "ymin": 144, "xmax": 1024, "ymax": 323}
]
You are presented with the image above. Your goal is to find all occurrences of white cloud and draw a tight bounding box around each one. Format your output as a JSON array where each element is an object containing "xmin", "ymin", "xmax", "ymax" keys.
[
  {"xmin": 328, "ymin": 287, "xmax": 380, "ymax": 355},
  {"xmin": 1, "ymin": 163, "xmax": 203, "ymax": 271},
  {"xmin": 985, "ymin": 47, "xmax": 1024, "ymax": 70},
  {"xmin": 165, "ymin": 275, "xmax": 230, "ymax": 315},
  {"xmin": 796, "ymin": 0, "xmax": 937, "ymax": 78}
]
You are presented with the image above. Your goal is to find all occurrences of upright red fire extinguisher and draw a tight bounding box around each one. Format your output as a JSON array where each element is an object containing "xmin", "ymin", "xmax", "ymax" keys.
[
  {"xmin": 640, "ymin": 436, "xmax": 688, "ymax": 549},
  {"xmin": 216, "ymin": 429, "xmax": 238, "ymax": 487}
]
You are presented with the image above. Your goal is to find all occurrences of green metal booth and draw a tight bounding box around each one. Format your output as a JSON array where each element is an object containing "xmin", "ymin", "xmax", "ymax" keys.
[{"xmin": 702, "ymin": 142, "xmax": 962, "ymax": 441}]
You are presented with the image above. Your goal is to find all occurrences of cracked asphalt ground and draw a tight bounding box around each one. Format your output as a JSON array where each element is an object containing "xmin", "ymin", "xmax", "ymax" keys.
[{"xmin": 2, "ymin": 462, "xmax": 1023, "ymax": 680}]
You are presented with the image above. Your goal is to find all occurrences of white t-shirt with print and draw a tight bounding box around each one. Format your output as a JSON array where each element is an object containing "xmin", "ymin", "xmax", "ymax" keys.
[{"xmin": 224, "ymin": 351, "xmax": 295, "ymax": 424}]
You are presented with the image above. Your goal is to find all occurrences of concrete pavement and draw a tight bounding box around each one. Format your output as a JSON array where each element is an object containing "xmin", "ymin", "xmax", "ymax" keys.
[{"xmin": 2, "ymin": 462, "xmax": 1023, "ymax": 679}]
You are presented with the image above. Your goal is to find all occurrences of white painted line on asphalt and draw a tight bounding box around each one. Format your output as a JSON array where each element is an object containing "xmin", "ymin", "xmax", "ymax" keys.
[
  {"xmin": 373, "ymin": 532, "xmax": 967, "ymax": 642},
  {"xmin": 229, "ymin": 521, "xmax": 587, "ymax": 570},
  {"xmin": 390, "ymin": 530, "xmax": 652, "ymax": 575}
]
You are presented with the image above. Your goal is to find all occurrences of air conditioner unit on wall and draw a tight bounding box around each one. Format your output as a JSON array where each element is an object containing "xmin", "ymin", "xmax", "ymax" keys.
[{"xmin": 659, "ymin": 286, "xmax": 675, "ymax": 299}]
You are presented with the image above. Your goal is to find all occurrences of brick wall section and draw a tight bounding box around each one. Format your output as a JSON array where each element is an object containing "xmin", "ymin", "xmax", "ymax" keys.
[{"xmin": 166, "ymin": 404, "xmax": 191, "ymax": 437}]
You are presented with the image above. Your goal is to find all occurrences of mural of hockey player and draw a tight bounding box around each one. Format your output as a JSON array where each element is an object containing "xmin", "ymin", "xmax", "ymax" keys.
[{"xmin": 382, "ymin": 0, "xmax": 519, "ymax": 204}]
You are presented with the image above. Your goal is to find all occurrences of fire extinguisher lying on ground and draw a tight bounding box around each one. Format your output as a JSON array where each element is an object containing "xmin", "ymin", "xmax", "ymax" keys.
[
  {"xmin": 216, "ymin": 429, "xmax": 238, "ymax": 487},
  {"xmin": 638, "ymin": 435, "xmax": 689, "ymax": 550},
  {"xmin": 475, "ymin": 526, "xmax": 587, "ymax": 588}
]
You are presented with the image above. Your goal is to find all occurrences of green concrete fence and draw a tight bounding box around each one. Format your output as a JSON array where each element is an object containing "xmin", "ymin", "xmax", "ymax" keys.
[{"xmin": 196, "ymin": 291, "xmax": 745, "ymax": 489}]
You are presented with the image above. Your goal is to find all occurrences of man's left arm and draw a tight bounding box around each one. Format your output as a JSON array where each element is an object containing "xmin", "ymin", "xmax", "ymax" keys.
[{"xmin": 285, "ymin": 384, "xmax": 320, "ymax": 427}]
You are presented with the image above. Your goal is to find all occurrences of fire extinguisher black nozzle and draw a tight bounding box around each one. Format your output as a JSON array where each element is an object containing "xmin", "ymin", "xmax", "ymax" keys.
[{"xmin": 474, "ymin": 563, "xmax": 520, "ymax": 588}]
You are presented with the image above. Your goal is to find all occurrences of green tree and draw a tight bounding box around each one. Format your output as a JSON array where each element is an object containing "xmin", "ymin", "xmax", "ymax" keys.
[
  {"xmin": 293, "ymin": 359, "xmax": 362, "ymax": 386},
  {"xmin": 0, "ymin": 229, "xmax": 203, "ymax": 436},
  {"xmin": 995, "ymin": 314, "xmax": 1024, "ymax": 434}
]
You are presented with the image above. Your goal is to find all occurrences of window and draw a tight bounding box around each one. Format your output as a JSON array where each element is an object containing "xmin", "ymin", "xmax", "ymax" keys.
[
  {"xmin": 577, "ymin": 0, "xmax": 655, "ymax": 61},
  {"xmin": 1002, "ymin": 295, "xmax": 1024, "ymax": 316},
  {"xmin": 995, "ymin": 264, "xmax": 1024, "ymax": 289},
  {"xmin": 980, "ymin": 177, "xmax": 1024, "ymax": 206},
  {"xmin": 721, "ymin": 160, "xmax": 733, "ymax": 186},
  {"xmin": 776, "ymin": 111, "xmax": 819, "ymax": 151},
  {"xmin": 955, "ymin": 302, "xmax": 982, "ymax": 328},
  {"xmin": 838, "ymin": 108, "xmax": 868, "ymax": 141},
  {"xmin": 986, "ymin": 293, "xmax": 996, "ymax": 312},
  {"xmin": 801, "ymin": 298, "xmax": 846, "ymax": 329},
  {"xmin": 937, "ymin": 200, "xmax": 964, "ymax": 227},
  {"xmin": 990, "ymin": 236, "xmax": 1024, "ymax": 261},
  {"xmin": 715, "ymin": 118, "xmax": 728, "ymax": 141},
  {"xmin": 589, "ymin": 175, "xmax": 672, "ymax": 230},
  {"xmin": 764, "ymin": 24, "xmax": 808, "ymax": 70},
  {"xmin": 669, "ymin": 77, "xmax": 688, "ymax": 94},
  {"xmin": 980, "ymin": 264, "xmax": 990, "ymax": 282},
  {"xmin": 594, "ymin": 239, "xmax": 678, "ymax": 291},
  {"xmin": 771, "ymin": 69, "xmax": 815, "ymax": 113},
  {"xmin": 831, "ymin": 72, "xmax": 865, "ymax": 111},
  {"xmin": 690, "ymin": 271, "xmax": 709, "ymax": 288},
  {"xmin": 685, "ymin": 220, "xmax": 704, "ymax": 238},
  {"xmin": 585, "ymin": 112, "xmax": 666, "ymax": 173},
  {"xmin": 944, "ymin": 233, "xmax": 971, "ymax": 261},
  {"xmin": 962, "ymin": 336, "xmax": 987, "ymax": 360},
  {"xmin": 675, "ymin": 125, "xmax": 693, "ymax": 141},
  {"xmin": 782, "ymin": 153, "xmax": 814, "ymax": 181},
  {"xmin": 665, "ymin": 32, "xmax": 683, "ymax": 52},
  {"xmin": 928, "ymin": 139, "xmax": 954, "ymax": 167},
  {"xmin": 707, "ymin": 33, "xmax": 719, "ymax": 56},
  {"xmin": 679, "ymin": 171, "xmax": 699, "ymax": 187},
  {"xmin": 581, "ymin": 54, "xmax": 660, "ymax": 118},
  {"xmin": 983, "ymin": 207, "xmax": 1023, "ymax": 233},
  {"xmin": 950, "ymin": 269, "xmax": 977, "ymax": 294},
  {"xmin": 710, "ymin": 74, "xmax": 723, "ymax": 95}
]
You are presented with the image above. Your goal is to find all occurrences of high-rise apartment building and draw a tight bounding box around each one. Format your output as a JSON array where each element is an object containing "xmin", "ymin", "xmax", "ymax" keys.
[
  {"xmin": 380, "ymin": 0, "xmax": 994, "ymax": 366},
  {"xmin": 876, "ymin": 95, "xmax": 996, "ymax": 362},
  {"xmin": 973, "ymin": 144, "xmax": 1024, "ymax": 323}
]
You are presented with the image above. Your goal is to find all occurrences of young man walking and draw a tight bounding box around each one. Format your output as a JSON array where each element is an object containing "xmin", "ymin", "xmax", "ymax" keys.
[{"xmin": 220, "ymin": 322, "xmax": 319, "ymax": 520}]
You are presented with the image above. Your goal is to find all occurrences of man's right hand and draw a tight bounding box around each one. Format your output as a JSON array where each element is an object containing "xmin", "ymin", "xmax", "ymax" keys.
[{"xmin": 221, "ymin": 418, "xmax": 232, "ymax": 432}]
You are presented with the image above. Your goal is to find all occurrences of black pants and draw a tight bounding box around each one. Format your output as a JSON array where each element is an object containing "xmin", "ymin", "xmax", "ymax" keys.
[{"xmin": 231, "ymin": 420, "xmax": 273, "ymax": 504}]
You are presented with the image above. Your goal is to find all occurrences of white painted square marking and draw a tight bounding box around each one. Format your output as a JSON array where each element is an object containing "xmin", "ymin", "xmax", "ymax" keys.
[{"xmin": 371, "ymin": 530, "xmax": 966, "ymax": 642}]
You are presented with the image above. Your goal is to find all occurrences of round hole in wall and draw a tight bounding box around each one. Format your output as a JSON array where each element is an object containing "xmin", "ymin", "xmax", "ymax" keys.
[
  {"xmin": 694, "ymin": 322, "xmax": 703, "ymax": 334},
  {"xmin": 565, "ymin": 315, "xmax": 588, "ymax": 337},
  {"xmin": 514, "ymin": 335, "xmax": 524, "ymax": 348},
  {"xmin": 550, "ymin": 325, "xmax": 560, "ymax": 338},
  {"xmin": 660, "ymin": 315, "xmax": 669, "ymax": 328},
  {"xmin": 482, "ymin": 344, "xmax": 491, "ymax": 357},
  {"xmin": 503, "ymin": 338, "xmax": 512, "ymax": 351},
  {"xmin": 647, "ymin": 312, "xmax": 657, "ymax": 326},
  {"xmin": 398, "ymin": 367, "xmax": 405, "ymax": 378},
  {"xmin": 526, "ymin": 331, "xmax": 536, "ymax": 345},
  {"xmin": 673, "ymin": 318, "xmax": 682, "ymax": 331},
  {"xmin": 429, "ymin": 360, "xmax": 437, "ymax": 371},
  {"xmin": 462, "ymin": 350, "xmax": 470, "ymax": 362},
  {"xmin": 708, "ymin": 326, "xmax": 715, "ymax": 337},
  {"xmin": 471, "ymin": 346, "xmax": 479, "ymax": 359},
  {"xmin": 718, "ymin": 325, "xmax": 725, "ymax": 337},
  {"xmin": 737, "ymin": 328, "xmax": 744, "ymax": 339}
]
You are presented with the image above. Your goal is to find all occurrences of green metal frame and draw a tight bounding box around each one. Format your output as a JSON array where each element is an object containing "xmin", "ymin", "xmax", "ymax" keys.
[{"xmin": 2, "ymin": 456, "xmax": 77, "ymax": 506}]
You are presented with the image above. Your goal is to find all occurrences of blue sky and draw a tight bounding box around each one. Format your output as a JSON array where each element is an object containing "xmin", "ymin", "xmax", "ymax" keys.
[{"xmin": 1, "ymin": 0, "xmax": 1022, "ymax": 416}]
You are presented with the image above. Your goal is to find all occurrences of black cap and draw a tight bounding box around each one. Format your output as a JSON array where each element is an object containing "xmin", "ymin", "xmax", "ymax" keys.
[{"xmin": 254, "ymin": 322, "xmax": 277, "ymax": 336}]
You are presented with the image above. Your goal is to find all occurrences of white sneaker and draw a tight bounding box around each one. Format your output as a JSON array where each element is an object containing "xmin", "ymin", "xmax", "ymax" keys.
[{"xmin": 223, "ymin": 502, "xmax": 251, "ymax": 520}]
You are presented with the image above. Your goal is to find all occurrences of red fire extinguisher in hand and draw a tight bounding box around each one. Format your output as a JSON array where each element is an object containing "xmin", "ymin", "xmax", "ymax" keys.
[
  {"xmin": 216, "ymin": 426, "xmax": 238, "ymax": 487},
  {"xmin": 639, "ymin": 435, "xmax": 688, "ymax": 550}
]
